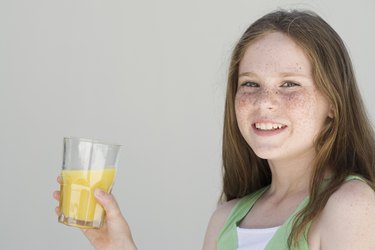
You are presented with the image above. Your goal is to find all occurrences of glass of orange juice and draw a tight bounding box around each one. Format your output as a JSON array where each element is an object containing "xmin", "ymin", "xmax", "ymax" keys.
[{"xmin": 58, "ymin": 137, "xmax": 121, "ymax": 229}]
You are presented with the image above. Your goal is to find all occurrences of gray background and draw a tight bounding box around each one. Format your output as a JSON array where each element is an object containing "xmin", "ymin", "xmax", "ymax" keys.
[{"xmin": 0, "ymin": 0, "xmax": 374, "ymax": 249}]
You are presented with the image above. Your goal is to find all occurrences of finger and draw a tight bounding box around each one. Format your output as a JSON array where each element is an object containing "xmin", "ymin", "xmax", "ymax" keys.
[
  {"xmin": 56, "ymin": 175, "xmax": 61, "ymax": 184},
  {"xmin": 55, "ymin": 206, "xmax": 60, "ymax": 215},
  {"xmin": 94, "ymin": 189, "xmax": 122, "ymax": 220},
  {"xmin": 53, "ymin": 190, "xmax": 60, "ymax": 201}
]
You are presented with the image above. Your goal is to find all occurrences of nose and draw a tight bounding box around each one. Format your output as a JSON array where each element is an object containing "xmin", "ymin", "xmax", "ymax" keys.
[{"xmin": 255, "ymin": 89, "xmax": 279, "ymax": 110}]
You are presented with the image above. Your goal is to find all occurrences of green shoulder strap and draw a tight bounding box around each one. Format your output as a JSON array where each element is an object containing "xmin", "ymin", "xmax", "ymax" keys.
[{"xmin": 217, "ymin": 187, "xmax": 268, "ymax": 250}]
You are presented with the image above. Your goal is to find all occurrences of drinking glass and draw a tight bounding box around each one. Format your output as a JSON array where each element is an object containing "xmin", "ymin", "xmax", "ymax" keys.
[{"xmin": 58, "ymin": 137, "xmax": 121, "ymax": 229}]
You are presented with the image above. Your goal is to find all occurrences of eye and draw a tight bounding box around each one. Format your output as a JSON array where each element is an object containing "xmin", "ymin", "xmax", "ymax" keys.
[
  {"xmin": 240, "ymin": 81, "xmax": 259, "ymax": 87},
  {"xmin": 281, "ymin": 81, "xmax": 300, "ymax": 87}
]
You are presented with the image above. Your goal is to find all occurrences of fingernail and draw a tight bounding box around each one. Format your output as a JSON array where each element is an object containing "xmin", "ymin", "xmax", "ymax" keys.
[{"xmin": 95, "ymin": 189, "xmax": 105, "ymax": 198}]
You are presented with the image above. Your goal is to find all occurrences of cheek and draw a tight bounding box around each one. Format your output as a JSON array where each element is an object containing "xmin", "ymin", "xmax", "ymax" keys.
[
  {"xmin": 283, "ymin": 91, "xmax": 312, "ymax": 116},
  {"xmin": 235, "ymin": 91, "xmax": 255, "ymax": 108},
  {"xmin": 284, "ymin": 91, "xmax": 328, "ymax": 133},
  {"xmin": 234, "ymin": 92, "xmax": 254, "ymax": 130},
  {"xmin": 235, "ymin": 92, "xmax": 256, "ymax": 119}
]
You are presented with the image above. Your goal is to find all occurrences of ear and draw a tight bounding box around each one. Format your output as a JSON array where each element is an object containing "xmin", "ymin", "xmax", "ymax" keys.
[{"xmin": 328, "ymin": 104, "xmax": 334, "ymax": 118}]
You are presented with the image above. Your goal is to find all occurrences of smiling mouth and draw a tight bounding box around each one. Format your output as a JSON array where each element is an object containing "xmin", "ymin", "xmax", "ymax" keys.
[{"xmin": 254, "ymin": 123, "xmax": 287, "ymax": 131}]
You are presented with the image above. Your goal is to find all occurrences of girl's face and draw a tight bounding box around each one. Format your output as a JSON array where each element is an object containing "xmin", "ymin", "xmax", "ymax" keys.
[{"xmin": 235, "ymin": 32, "xmax": 332, "ymax": 162}]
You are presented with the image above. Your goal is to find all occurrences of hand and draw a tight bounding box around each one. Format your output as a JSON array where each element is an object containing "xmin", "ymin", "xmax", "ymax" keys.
[{"xmin": 53, "ymin": 176, "xmax": 137, "ymax": 250}]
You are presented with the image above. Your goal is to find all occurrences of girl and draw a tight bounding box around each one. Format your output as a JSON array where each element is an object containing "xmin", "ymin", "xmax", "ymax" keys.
[{"xmin": 203, "ymin": 10, "xmax": 375, "ymax": 250}]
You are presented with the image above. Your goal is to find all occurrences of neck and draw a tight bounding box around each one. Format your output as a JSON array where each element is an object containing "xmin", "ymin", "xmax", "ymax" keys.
[{"xmin": 267, "ymin": 152, "xmax": 315, "ymax": 198}]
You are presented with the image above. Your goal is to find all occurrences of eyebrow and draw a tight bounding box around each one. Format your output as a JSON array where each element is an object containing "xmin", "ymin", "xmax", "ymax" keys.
[{"xmin": 238, "ymin": 72, "xmax": 257, "ymax": 78}]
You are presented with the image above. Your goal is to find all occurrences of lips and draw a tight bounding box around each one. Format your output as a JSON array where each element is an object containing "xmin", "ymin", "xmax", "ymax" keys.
[
  {"xmin": 254, "ymin": 122, "xmax": 286, "ymax": 131},
  {"xmin": 252, "ymin": 121, "xmax": 287, "ymax": 136}
]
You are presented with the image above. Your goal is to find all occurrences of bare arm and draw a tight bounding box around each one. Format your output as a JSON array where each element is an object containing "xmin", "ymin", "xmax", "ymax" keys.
[{"xmin": 202, "ymin": 199, "xmax": 238, "ymax": 250}]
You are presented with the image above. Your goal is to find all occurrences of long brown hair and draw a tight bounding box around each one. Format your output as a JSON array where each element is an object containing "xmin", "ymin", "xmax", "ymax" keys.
[{"xmin": 221, "ymin": 9, "xmax": 375, "ymax": 247}]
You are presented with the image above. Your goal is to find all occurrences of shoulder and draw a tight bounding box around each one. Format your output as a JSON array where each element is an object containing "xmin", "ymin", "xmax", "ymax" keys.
[
  {"xmin": 209, "ymin": 198, "xmax": 240, "ymax": 227},
  {"xmin": 202, "ymin": 199, "xmax": 239, "ymax": 250},
  {"xmin": 324, "ymin": 179, "xmax": 375, "ymax": 217},
  {"xmin": 317, "ymin": 179, "xmax": 375, "ymax": 249}
]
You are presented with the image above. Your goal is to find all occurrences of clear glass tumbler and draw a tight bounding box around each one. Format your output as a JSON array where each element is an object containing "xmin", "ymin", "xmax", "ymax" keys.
[{"xmin": 58, "ymin": 137, "xmax": 121, "ymax": 229}]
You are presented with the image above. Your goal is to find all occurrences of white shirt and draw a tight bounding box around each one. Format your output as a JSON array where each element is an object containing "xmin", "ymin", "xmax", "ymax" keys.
[{"xmin": 236, "ymin": 226, "xmax": 280, "ymax": 250}]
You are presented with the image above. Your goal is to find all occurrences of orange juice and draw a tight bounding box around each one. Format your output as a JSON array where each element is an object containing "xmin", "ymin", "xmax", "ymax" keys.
[{"xmin": 58, "ymin": 168, "xmax": 117, "ymax": 228}]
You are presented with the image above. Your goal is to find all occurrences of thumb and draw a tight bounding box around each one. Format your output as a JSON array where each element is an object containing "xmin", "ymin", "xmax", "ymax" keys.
[{"xmin": 94, "ymin": 188, "xmax": 122, "ymax": 220}]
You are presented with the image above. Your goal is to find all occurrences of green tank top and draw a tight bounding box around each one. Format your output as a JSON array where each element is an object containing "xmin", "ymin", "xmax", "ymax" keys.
[{"xmin": 217, "ymin": 175, "xmax": 366, "ymax": 250}]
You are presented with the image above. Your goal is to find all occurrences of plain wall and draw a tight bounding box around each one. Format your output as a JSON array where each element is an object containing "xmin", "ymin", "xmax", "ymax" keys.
[{"xmin": 0, "ymin": 0, "xmax": 374, "ymax": 249}]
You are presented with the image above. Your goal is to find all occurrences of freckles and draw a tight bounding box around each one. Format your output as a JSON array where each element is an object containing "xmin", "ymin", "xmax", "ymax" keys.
[
  {"xmin": 283, "ymin": 91, "xmax": 309, "ymax": 107},
  {"xmin": 235, "ymin": 92, "xmax": 255, "ymax": 108},
  {"xmin": 235, "ymin": 93, "xmax": 251, "ymax": 128},
  {"xmin": 283, "ymin": 91, "xmax": 314, "ymax": 117},
  {"xmin": 295, "ymin": 63, "xmax": 303, "ymax": 71},
  {"xmin": 284, "ymin": 91, "xmax": 318, "ymax": 134}
]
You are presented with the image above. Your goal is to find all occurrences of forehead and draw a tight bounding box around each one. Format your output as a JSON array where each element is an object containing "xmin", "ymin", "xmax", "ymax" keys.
[{"xmin": 239, "ymin": 32, "xmax": 311, "ymax": 75}]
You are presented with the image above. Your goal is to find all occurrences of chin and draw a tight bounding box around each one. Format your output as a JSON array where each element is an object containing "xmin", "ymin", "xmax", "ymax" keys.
[{"xmin": 251, "ymin": 150, "xmax": 278, "ymax": 160}]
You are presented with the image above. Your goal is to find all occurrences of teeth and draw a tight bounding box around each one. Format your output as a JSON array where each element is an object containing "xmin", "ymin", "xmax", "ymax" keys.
[{"xmin": 255, "ymin": 123, "xmax": 285, "ymax": 131}]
